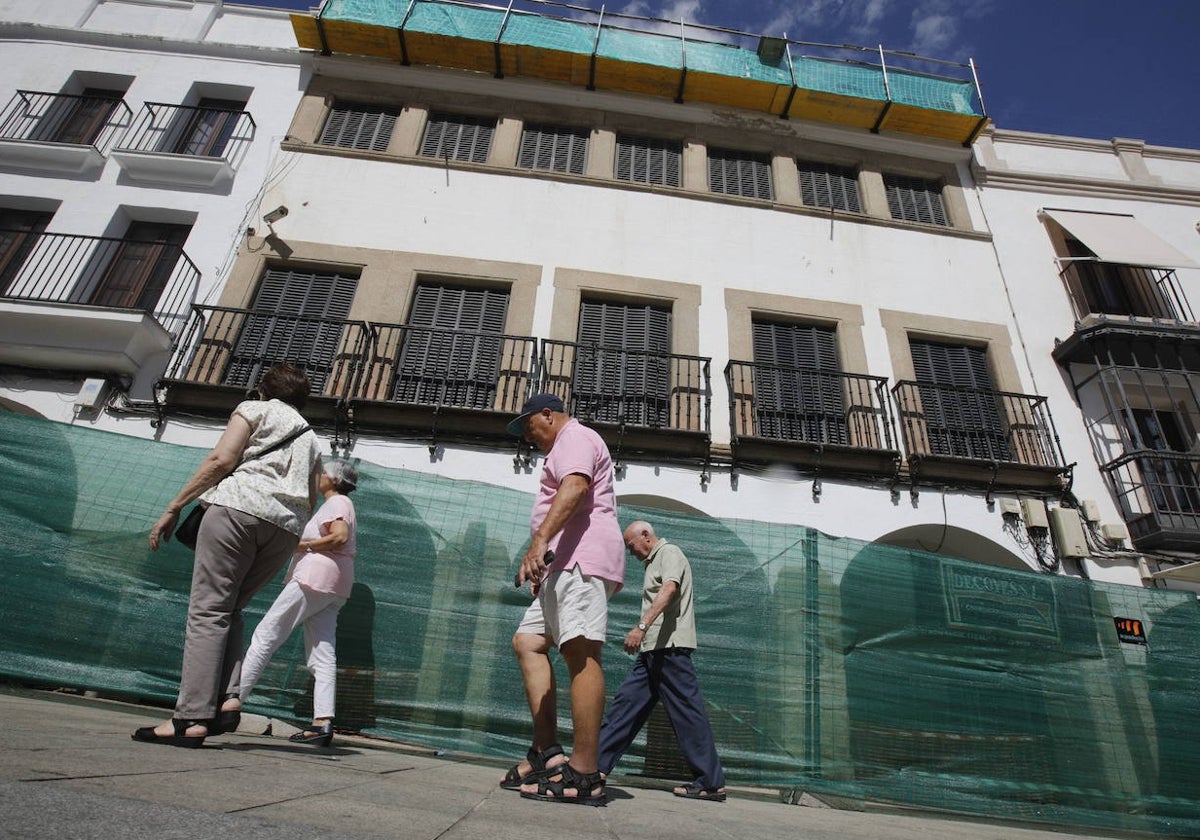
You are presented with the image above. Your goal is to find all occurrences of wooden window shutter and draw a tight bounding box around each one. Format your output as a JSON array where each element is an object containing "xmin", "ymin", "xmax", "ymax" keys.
[
  {"xmin": 574, "ymin": 300, "xmax": 671, "ymax": 426},
  {"xmin": 752, "ymin": 321, "xmax": 846, "ymax": 443},
  {"xmin": 909, "ymin": 339, "xmax": 1007, "ymax": 459},
  {"xmin": 227, "ymin": 267, "xmax": 358, "ymax": 392},
  {"xmin": 394, "ymin": 282, "xmax": 510, "ymax": 409},
  {"xmin": 885, "ymin": 175, "xmax": 948, "ymax": 226}
]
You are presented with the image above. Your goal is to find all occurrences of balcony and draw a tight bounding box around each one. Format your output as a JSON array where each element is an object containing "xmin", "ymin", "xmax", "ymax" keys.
[
  {"xmin": 350, "ymin": 322, "xmax": 537, "ymax": 435},
  {"xmin": 538, "ymin": 339, "xmax": 711, "ymax": 459},
  {"xmin": 111, "ymin": 102, "xmax": 255, "ymax": 187},
  {"xmin": 892, "ymin": 381, "xmax": 1067, "ymax": 490},
  {"xmin": 291, "ymin": 0, "xmax": 987, "ymax": 145},
  {"xmin": 1104, "ymin": 450, "xmax": 1200, "ymax": 551},
  {"xmin": 1059, "ymin": 259, "xmax": 1194, "ymax": 328},
  {"xmin": 0, "ymin": 90, "xmax": 131, "ymax": 174},
  {"xmin": 161, "ymin": 305, "xmax": 370, "ymax": 424},
  {"xmin": 0, "ymin": 231, "xmax": 199, "ymax": 375},
  {"xmin": 725, "ymin": 360, "xmax": 899, "ymax": 476}
]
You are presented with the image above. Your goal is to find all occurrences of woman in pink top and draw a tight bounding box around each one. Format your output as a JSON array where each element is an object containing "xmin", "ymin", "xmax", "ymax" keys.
[{"xmin": 239, "ymin": 460, "xmax": 359, "ymax": 747}]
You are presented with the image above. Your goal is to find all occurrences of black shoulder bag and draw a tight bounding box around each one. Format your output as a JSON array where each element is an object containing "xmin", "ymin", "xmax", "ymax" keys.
[{"xmin": 174, "ymin": 424, "xmax": 313, "ymax": 550}]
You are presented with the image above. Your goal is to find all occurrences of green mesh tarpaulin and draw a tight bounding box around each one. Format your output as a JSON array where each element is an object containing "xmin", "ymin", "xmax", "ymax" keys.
[
  {"xmin": 318, "ymin": 0, "xmax": 980, "ymax": 116},
  {"xmin": 1, "ymin": 410, "xmax": 1197, "ymax": 836}
]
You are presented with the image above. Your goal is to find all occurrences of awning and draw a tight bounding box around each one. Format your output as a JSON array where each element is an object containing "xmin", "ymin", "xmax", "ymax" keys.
[
  {"xmin": 1141, "ymin": 560, "xmax": 1200, "ymax": 584},
  {"xmin": 1040, "ymin": 209, "xmax": 1199, "ymax": 269}
]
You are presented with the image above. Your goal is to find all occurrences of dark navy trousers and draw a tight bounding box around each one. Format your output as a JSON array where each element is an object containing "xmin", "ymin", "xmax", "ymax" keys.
[{"xmin": 598, "ymin": 647, "xmax": 725, "ymax": 790}]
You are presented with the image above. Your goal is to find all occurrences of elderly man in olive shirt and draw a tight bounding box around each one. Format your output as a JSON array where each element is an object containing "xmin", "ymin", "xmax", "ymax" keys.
[{"xmin": 597, "ymin": 520, "xmax": 726, "ymax": 801}]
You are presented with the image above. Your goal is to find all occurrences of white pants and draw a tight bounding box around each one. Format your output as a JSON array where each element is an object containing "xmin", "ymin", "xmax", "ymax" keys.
[{"xmin": 240, "ymin": 580, "xmax": 347, "ymax": 720}]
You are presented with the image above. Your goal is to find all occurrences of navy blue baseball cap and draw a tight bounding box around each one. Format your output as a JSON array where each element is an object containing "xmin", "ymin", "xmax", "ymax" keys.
[{"xmin": 507, "ymin": 393, "xmax": 565, "ymax": 436}]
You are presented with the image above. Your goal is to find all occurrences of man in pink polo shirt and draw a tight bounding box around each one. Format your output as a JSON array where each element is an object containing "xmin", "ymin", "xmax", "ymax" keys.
[{"xmin": 501, "ymin": 393, "xmax": 625, "ymax": 806}]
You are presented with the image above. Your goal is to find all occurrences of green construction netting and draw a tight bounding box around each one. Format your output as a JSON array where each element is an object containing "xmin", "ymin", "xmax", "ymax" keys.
[
  {"xmin": 2, "ymin": 409, "xmax": 1198, "ymax": 836},
  {"xmin": 318, "ymin": 0, "xmax": 980, "ymax": 116}
]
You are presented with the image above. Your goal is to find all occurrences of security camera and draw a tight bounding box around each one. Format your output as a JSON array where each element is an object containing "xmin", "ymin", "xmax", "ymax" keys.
[{"xmin": 262, "ymin": 205, "xmax": 288, "ymax": 224}]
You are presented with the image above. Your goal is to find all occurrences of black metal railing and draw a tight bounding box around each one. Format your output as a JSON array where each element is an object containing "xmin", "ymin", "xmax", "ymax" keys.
[
  {"xmin": 1103, "ymin": 449, "xmax": 1200, "ymax": 548},
  {"xmin": 1059, "ymin": 259, "xmax": 1193, "ymax": 324},
  {"xmin": 539, "ymin": 339, "xmax": 710, "ymax": 434},
  {"xmin": 356, "ymin": 322, "xmax": 536, "ymax": 413},
  {"xmin": 0, "ymin": 90, "xmax": 131, "ymax": 151},
  {"xmin": 114, "ymin": 102, "xmax": 255, "ymax": 158},
  {"xmin": 0, "ymin": 230, "xmax": 199, "ymax": 338},
  {"xmin": 165, "ymin": 305, "xmax": 370, "ymax": 398},
  {"xmin": 725, "ymin": 360, "xmax": 896, "ymax": 451},
  {"xmin": 893, "ymin": 381, "xmax": 1065, "ymax": 468}
]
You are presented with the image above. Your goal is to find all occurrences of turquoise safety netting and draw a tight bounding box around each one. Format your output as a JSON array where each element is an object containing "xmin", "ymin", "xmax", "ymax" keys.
[
  {"xmin": 317, "ymin": 0, "xmax": 981, "ymax": 116},
  {"xmin": 1, "ymin": 410, "xmax": 1197, "ymax": 836}
]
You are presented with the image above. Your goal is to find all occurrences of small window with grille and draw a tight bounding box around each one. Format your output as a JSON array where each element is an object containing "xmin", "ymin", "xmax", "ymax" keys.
[
  {"xmin": 798, "ymin": 161, "xmax": 861, "ymax": 213},
  {"xmin": 884, "ymin": 175, "xmax": 948, "ymax": 226},
  {"xmin": 318, "ymin": 101, "xmax": 400, "ymax": 152},
  {"xmin": 615, "ymin": 135, "xmax": 682, "ymax": 187},
  {"xmin": 574, "ymin": 299, "xmax": 672, "ymax": 427},
  {"xmin": 420, "ymin": 112, "xmax": 496, "ymax": 164},
  {"xmin": 708, "ymin": 147, "xmax": 773, "ymax": 200},
  {"xmin": 518, "ymin": 123, "xmax": 589, "ymax": 174}
]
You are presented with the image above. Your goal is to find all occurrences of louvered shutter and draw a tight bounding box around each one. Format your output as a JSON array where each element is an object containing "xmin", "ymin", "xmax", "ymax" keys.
[
  {"xmin": 798, "ymin": 161, "xmax": 861, "ymax": 212},
  {"xmin": 573, "ymin": 300, "xmax": 671, "ymax": 426},
  {"xmin": 226, "ymin": 268, "xmax": 358, "ymax": 393},
  {"xmin": 708, "ymin": 148, "xmax": 773, "ymax": 200},
  {"xmin": 394, "ymin": 283, "xmax": 509, "ymax": 409},
  {"xmin": 885, "ymin": 175, "xmax": 948, "ymax": 226},
  {"xmin": 420, "ymin": 112, "xmax": 495, "ymax": 163},
  {"xmin": 319, "ymin": 102, "xmax": 399, "ymax": 152},
  {"xmin": 752, "ymin": 321, "xmax": 846, "ymax": 443},
  {"xmin": 615, "ymin": 135, "xmax": 682, "ymax": 187},
  {"xmin": 518, "ymin": 124, "xmax": 588, "ymax": 174},
  {"xmin": 909, "ymin": 339, "xmax": 1007, "ymax": 459}
]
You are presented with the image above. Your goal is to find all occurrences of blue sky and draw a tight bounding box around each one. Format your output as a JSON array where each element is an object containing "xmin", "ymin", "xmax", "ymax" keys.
[{"xmin": 246, "ymin": 0, "xmax": 1199, "ymax": 150}]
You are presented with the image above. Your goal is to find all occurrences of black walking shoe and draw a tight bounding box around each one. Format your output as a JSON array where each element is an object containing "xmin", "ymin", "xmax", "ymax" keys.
[{"xmin": 289, "ymin": 722, "xmax": 333, "ymax": 747}]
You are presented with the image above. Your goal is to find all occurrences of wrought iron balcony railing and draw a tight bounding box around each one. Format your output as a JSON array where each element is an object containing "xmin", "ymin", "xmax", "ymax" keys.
[
  {"xmin": 0, "ymin": 90, "xmax": 131, "ymax": 151},
  {"xmin": 539, "ymin": 339, "xmax": 710, "ymax": 435},
  {"xmin": 1102, "ymin": 449, "xmax": 1200, "ymax": 550},
  {"xmin": 114, "ymin": 101, "xmax": 255, "ymax": 159},
  {"xmin": 0, "ymin": 230, "xmax": 199, "ymax": 338},
  {"xmin": 164, "ymin": 305, "xmax": 370, "ymax": 399},
  {"xmin": 725, "ymin": 360, "xmax": 897, "ymax": 451},
  {"xmin": 1059, "ymin": 259, "xmax": 1193, "ymax": 324},
  {"xmin": 356, "ymin": 322, "xmax": 536, "ymax": 414},
  {"xmin": 892, "ymin": 381, "xmax": 1065, "ymax": 470}
]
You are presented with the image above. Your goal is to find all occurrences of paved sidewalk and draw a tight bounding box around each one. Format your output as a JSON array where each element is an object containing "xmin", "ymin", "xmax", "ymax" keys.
[{"xmin": 1, "ymin": 685, "xmax": 1129, "ymax": 840}]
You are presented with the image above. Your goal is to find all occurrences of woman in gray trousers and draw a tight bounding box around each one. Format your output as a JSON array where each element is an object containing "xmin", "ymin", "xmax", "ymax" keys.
[{"xmin": 134, "ymin": 363, "xmax": 323, "ymax": 748}]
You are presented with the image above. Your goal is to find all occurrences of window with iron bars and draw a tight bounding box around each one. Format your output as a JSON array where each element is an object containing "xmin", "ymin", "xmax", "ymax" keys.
[
  {"xmin": 708, "ymin": 147, "xmax": 773, "ymax": 200},
  {"xmin": 318, "ymin": 101, "xmax": 400, "ymax": 152},
  {"xmin": 798, "ymin": 161, "xmax": 861, "ymax": 213},
  {"xmin": 885, "ymin": 175, "xmax": 948, "ymax": 226},
  {"xmin": 518, "ymin": 123, "xmax": 589, "ymax": 174},
  {"xmin": 420, "ymin": 112, "xmax": 495, "ymax": 164},
  {"xmin": 615, "ymin": 134, "xmax": 682, "ymax": 187}
]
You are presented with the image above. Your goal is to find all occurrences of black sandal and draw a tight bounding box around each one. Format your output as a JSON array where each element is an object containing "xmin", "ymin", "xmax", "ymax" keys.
[
  {"xmin": 673, "ymin": 782, "xmax": 726, "ymax": 802},
  {"xmin": 500, "ymin": 743, "xmax": 564, "ymax": 789},
  {"xmin": 209, "ymin": 694, "xmax": 241, "ymax": 736},
  {"xmin": 131, "ymin": 718, "xmax": 206, "ymax": 748},
  {"xmin": 520, "ymin": 763, "xmax": 606, "ymax": 806}
]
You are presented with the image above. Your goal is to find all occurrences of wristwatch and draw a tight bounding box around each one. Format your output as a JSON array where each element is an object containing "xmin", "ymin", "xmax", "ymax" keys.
[{"xmin": 637, "ymin": 622, "xmax": 649, "ymax": 632}]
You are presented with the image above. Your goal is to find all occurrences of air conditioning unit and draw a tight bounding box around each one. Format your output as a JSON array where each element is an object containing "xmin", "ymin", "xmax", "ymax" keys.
[{"xmin": 1049, "ymin": 507, "xmax": 1089, "ymax": 559}]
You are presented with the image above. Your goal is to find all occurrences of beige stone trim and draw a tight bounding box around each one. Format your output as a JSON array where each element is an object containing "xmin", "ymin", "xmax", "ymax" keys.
[
  {"xmin": 550, "ymin": 268, "xmax": 701, "ymax": 356},
  {"xmin": 878, "ymin": 309, "xmax": 1021, "ymax": 392},
  {"xmin": 723, "ymin": 289, "xmax": 867, "ymax": 372},
  {"xmin": 587, "ymin": 127, "xmax": 616, "ymax": 180},
  {"xmin": 218, "ymin": 240, "xmax": 541, "ymax": 337}
]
